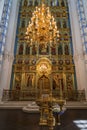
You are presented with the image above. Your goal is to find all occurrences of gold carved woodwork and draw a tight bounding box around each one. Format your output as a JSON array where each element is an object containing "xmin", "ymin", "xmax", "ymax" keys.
[
  {"xmin": 36, "ymin": 58, "xmax": 52, "ymax": 76},
  {"xmin": 12, "ymin": 1, "xmax": 76, "ymax": 93}
]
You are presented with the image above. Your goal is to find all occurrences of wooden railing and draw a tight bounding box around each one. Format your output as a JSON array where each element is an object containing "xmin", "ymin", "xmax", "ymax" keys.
[{"xmin": 2, "ymin": 89, "xmax": 86, "ymax": 101}]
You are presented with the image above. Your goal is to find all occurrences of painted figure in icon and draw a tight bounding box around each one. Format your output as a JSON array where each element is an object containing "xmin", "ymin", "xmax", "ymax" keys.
[{"xmin": 27, "ymin": 75, "xmax": 33, "ymax": 88}]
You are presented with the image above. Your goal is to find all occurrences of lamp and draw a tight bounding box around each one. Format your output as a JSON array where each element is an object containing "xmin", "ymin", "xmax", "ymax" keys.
[{"xmin": 26, "ymin": 1, "xmax": 60, "ymax": 48}]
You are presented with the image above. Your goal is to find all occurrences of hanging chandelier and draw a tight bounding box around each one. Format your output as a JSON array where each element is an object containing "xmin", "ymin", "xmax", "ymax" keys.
[{"xmin": 26, "ymin": 2, "xmax": 60, "ymax": 47}]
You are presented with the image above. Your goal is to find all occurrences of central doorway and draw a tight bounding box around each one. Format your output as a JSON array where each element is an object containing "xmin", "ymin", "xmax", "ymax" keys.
[
  {"xmin": 38, "ymin": 75, "xmax": 50, "ymax": 91},
  {"xmin": 36, "ymin": 58, "xmax": 52, "ymax": 94}
]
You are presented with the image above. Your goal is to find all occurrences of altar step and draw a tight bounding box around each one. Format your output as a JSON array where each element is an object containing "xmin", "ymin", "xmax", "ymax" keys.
[
  {"xmin": 0, "ymin": 101, "xmax": 87, "ymax": 110},
  {"xmin": 65, "ymin": 101, "xmax": 87, "ymax": 109},
  {"xmin": 0, "ymin": 101, "xmax": 30, "ymax": 109}
]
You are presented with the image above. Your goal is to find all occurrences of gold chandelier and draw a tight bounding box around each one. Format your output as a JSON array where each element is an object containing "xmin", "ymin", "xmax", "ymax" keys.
[{"xmin": 26, "ymin": 2, "xmax": 60, "ymax": 47}]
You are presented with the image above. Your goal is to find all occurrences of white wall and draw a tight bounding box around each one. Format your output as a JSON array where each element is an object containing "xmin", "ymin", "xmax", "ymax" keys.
[
  {"xmin": 83, "ymin": 0, "xmax": 87, "ymax": 22},
  {"xmin": 0, "ymin": 0, "xmax": 20, "ymax": 100},
  {"xmin": 68, "ymin": 0, "xmax": 87, "ymax": 99},
  {"xmin": 0, "ymin": 0, "xmax": 5, "ymax": 22}
]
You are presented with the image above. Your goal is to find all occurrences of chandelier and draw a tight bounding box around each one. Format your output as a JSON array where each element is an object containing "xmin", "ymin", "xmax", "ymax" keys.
[{"xmin": 26, "ymin": 2, "xmax": 60, "ymax": 47}]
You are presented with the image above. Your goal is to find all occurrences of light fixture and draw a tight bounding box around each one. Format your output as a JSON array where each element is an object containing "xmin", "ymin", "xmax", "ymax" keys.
[{"xmin": 25, "ymin": 1, "xmax": 60, "ymax": 48}]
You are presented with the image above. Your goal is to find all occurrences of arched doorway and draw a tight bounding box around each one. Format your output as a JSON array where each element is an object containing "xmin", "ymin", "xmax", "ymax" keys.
[
  {"xmin": 36, "ymin": 58, "xmax": 52, "ymax": 94},
  {"xmin": 38, "ymin": 75, "xmax": 50, "ymax": 92}
]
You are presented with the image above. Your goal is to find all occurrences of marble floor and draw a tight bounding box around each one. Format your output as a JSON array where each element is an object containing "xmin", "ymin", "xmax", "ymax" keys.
[{"xmin": 0, "ymin": 109, "xmax": 87, "ymax": 130}]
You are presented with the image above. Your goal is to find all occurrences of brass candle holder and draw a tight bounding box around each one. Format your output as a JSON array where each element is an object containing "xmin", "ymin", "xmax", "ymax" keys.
[{"xmin": 36, "ymin": 92, "xmax": 66, "ymax": 130}]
